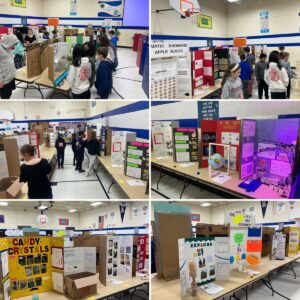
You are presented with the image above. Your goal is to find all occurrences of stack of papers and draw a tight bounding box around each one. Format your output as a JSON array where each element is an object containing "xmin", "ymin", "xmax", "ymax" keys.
[
  {"xmin": 127, "ymin": 180, "xmax": 145, "ymax": 187},
  {"xmin": 200, "ymin": 283, "xmax": 224, "ymax": 295},
  {"xmin": 243, "ymin": 269, "xmax": 261, "ymax": 276}
]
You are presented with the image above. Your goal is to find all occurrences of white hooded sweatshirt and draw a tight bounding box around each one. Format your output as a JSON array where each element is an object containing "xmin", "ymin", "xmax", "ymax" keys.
[
  {"xmin": 264, "ymin": 62, "xmax": 289, "ymax": 93},
  {"xmin": 67, "ymin": 57, "xmax": 91, "ymax": 95},
  {"xmin": 0, "ymin": 35, "xmax": 18, "ymax": 84}
]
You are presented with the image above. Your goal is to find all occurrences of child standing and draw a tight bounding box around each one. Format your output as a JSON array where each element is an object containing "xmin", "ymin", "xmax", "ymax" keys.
[
  {"xmin": 76, "ymin": 131, "xmax": 85, "ymax": 173},
  {"xmin": 13, "ymin": 31, "xmax": 25, "ymax": 69},
  {"xmin": 55, "ymin": 134, "xmax": 66, "ymax": 169},
  {"xmin": 264, "ymin": 51, "xmax": 289, "ymax": 99},
  {"xmin": 255, "ymin": 53, "xmax": 269, "ymax": 99},
  {"xmin": 108, "ymin": 30, "xmax": 118, "ymax": 48},
  {"xmin": 221, "ymin": 64, "xmax": 244, "ymax": 99},
  {"xmin": 71, "ymin": 133, "xmax": 77, "ymax": 166},
  {"xmin": 95, "ymin": 47, "xmax": 114, "ymax": 99},
  {"xmin": 239, "ymin": 53, "xmax": 252, "ymax": 99},
  {"xmin": 85, "ymin": 131, "xmax": 100, "ymax": 177},
  {"xmin": 67, "ymin": 44, "xmax": 92, "ymax": 99},
  {"xmin": 83, "ymin": 42, "xmax": 96, "ymax": 88},
  {"xmin": 0, "ymin": 35, "xmax": 18, "ymax": 99},
  {"xmin": 280, "ymin": 52, "xmax": 296, "ymax": 99},
  {"xmin": 19, "ymin": 144, "xmax": 53, "ymax": 199}
]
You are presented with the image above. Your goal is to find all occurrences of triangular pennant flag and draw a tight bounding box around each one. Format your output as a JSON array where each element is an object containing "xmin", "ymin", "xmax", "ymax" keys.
[
  {"xmin": 119, "ymin": 203, "xmax": 127, "ymax": 223},
  {"xmin": 260, "ymin": 201, "xmax": 268, "ymax": 218}
]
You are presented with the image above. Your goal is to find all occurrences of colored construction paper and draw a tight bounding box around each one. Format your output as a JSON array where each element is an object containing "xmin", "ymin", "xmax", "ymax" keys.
[
  {"xmin": 234, "ymin": 233, "xmax": 244, "ymax": 245},
  {"xmin": 247, "ymin": 240, "xmax": 262, "ymax": 252},
  {"xmin": 246, "ymin": 253, "xmax": 261, "ymax": 266},
  {"xmin": 248, "ymin": 227, "xmax": 262, "ymax": 238},
  {"xmin": 233, "ymin": 214, "xmax": 244, "ymax": 225}
]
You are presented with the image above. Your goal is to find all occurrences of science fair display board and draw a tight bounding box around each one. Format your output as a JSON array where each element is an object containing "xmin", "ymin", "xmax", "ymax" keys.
[
  {"xmin": 270, "ymin": 234, "xmax": 286, "ymax": 260},
  {"xmin": 0, "ymin": 239, "xmax": 10, "ymax": 300},
  {"xmin": 288, "ymin": 227, "xmax": 300, "ymax": 255},
  {"xmin": 7, "ymin": 237, "xmax": 52, "ymax": 298},
  {"xmin": 136, "ymin": 235, "xmax": 149, "ymax": 271},
  {"xmin": 151, "ymin": 121, "xmax": 179, "ymax": 157},
  {"xmin": 200, "ymin": 120, "xmax": 241, "ymax": 170},
  {"xmin": 178, "ymin": 237, "xmax": 230, "ymax": 297},
  {"xmin": 173, "ymin": 128, "xmax": 199, "ymax": 163},
  {"xmin": 111, "ymin": 131, "xmax": 136, "ymax": 165},
  {"xmin": 151, "ymin": 42, "xmax": 192, "ymax": 99},
  {"xmin": 124, "ymin": 142, "xmax": 149, "ymax": 180}
]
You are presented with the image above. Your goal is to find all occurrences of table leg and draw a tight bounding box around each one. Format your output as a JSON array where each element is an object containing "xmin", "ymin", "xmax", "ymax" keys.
[
  {"xmin": 262, "ymin": 275, "xmax": 291, "ymax": 300},
  {"xmin": 108, "ymin": 179, "xmax": 116, "ymax": 193},
  {"xmin": 156, "ymin": 167, "xmax": 166, "ymax": 190},
  {"xmin": 229, "ymin": 292, "xmax": 241, "ymax": 300},
  {"xmin": 180, "ymin": 176, "xmax": 190, "ymax": 199},
  {"xmin": 51, "ymin": 88, "xmax": 71, "ymax": 99},
  {"xmin": 130, "ymin": 287, "xmax": 148, "ymax": 300},
  {"xmin": 277, "ymin": 263, "xmax": 297, "ymax": 279}
]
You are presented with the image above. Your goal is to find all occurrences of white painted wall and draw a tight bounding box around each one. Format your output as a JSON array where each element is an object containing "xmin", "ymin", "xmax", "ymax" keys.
[
  {"xmin": 0, "ymin": 0, "xmax": 42, "ymax": 16},
  {"xmin": 151, "ymin": 101, "xmax": 300, "ymax": 122},
  {"xmin": 79, "ymin": 202, "xmax": 149, "ymax": 229},
  {"xmin": 211, "ymin": 201, "xmax": 300, "ymax": 225},
  {"xmin": 0, "ymin": 207, "xmax": 80, "ymax": 230},
  {"xmin": 152, "ymin": 0, "xmax": 227, "ymax": 37}
]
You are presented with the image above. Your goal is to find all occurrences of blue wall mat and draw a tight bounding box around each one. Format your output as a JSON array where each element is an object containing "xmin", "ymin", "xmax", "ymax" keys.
[{"xmin": 142, "ymin": 46, "xmax": 149, "ymax": 98}]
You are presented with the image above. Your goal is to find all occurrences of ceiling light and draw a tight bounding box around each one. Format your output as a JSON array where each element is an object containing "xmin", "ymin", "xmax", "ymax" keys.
[
  {"xmin": 227, "ymin": 0, "xmax": 238, "ymax": 2},
  {"xmin": 38, "ymin": 205, "xmax": 47, "ymax": 210},
  {"xmin": 201, "ymin": 203, "xmax": 211, "ymax": 207},
  {"xmin": 0, "ymin": 202, "xmax": 8, "ymax": 206},
  {"xmin": 68, "ymin": 209, "xmax": 77, "ymax": 213},
  {"xmin": 90, "ymin": 202, "xmax": 103, "ymax": 207}
]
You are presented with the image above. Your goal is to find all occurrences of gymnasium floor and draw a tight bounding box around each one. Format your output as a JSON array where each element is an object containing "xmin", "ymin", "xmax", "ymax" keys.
[
  {"xmin": 12, "ymin": 48, "xmax": 147, "ymax": 100},
  {"xmin": 48, "ymin": 145, "xmax": 127, "ymax": 199}
]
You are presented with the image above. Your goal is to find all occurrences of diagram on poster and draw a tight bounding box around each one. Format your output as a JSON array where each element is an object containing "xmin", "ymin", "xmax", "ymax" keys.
[{"xmin": 229, "ymin": 227, "xmax": 247, "ymax": 269}]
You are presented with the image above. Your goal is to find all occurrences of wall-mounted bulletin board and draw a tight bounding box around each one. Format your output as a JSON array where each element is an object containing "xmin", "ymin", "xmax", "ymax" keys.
[
  {"xmin": 11, "ymin": 0, "xmax": 26, "ymax": 8},
  {"xmin": 198, "ymin": 15, "xmax": 212, "ymax": 29}
]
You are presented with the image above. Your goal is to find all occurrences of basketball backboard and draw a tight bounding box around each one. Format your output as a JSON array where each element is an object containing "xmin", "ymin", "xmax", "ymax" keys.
[{"xmin": 169, "ymin": 0, "xmax": 201, "ymax": 17}]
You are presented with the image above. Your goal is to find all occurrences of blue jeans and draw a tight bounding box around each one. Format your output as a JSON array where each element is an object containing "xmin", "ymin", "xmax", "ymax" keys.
[{"xmin": 57, "ymin": 150, "xmax": 65, "ymax": 167}]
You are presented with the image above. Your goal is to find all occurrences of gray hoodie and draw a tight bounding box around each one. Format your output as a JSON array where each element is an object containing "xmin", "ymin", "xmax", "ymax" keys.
[
  {"xmin": 280, "ymin": 59, "xmax": 296, "ymax": 79},
  {"xmin": 0, "ymin": 35, "xmax": 18, "ymax": 84},
  {"xmin": 221, "ymin": 77, "xmax": 243, "ymax": 99}
]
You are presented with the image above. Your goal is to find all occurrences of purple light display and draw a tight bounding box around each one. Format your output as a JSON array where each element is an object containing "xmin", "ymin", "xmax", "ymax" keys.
[{"xmin": 123, "ymin": 0, "xmax": 149, "ymax": 27}]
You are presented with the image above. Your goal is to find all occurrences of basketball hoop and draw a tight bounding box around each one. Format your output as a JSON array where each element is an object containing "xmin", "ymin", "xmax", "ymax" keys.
[{"xmin": 184, "ymin": 8, "xmax": 201, "ymax": 24}]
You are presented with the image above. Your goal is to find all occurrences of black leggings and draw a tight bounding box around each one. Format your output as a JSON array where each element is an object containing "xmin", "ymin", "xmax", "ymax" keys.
[
  {"xmin": 271, "ymin": 92, "xmax": 287, "ymax": 99},
  {"xmin": 0, "ymin": 79, "xmax": 16, "ymax": 99}
]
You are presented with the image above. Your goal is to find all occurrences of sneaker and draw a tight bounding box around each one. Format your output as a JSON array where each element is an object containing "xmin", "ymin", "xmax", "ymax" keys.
[
  {"xmin": 61, "ymin": 166, "xmax": 64, "ymax": 169},
  {"xmin": 79, "ymin": 170, "xmax": 85, "ymax": 173},
  {"xmin": 75, "ymin": 168, "xmax": 79, "ymax": 171},
  {"xmin": 58, "ymin": 166, "xmax": 61, "ymax": 169}
]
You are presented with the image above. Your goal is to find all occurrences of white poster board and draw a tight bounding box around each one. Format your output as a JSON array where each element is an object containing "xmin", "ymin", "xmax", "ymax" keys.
[
  {"xmin": 229, "ymin": 227, "xmax": 247, "ymax": 269},
  {"xmin": 271, "ymin": 234, "xmax": 286, "ymax": 260},
  {"xmin": 118, "ymin": 235, "xmax": 133, "ymax": 278},
  {"xmin": 215, "ymin": 237, "xmax": 230, "ymax": 281},
  {"xmin": 0, "ymin": 151, "xmax": 9, "ymax": 180},
  {"xmin": 111, "ymin": 131, "xmax": 136, "ymax": 164}
]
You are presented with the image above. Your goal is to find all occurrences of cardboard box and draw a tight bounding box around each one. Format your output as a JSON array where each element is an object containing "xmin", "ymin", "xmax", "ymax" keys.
[
  {"xmin": 85, "ymin": 28, "xmax": 94, "ymax": 36},
  {"xmin": 283, "ymin": 227, "xmax": 291, "ymax": 257},
  {"xmin": 27, "ymin": 44, "xmax": 41, "ymax": 77},
  {"xmin": 0, "ymin": 177, "xmax": 22, "ymax": 199},
  {"xmin": 65, "ymin": 272, "xmax": 98, "ymax": 299},
  {"xmin": 196, "ymin": 224, "xmax": 229, "ymax": 237},
  {"xmin": 262, "ymin": 227, "xmax": 276, "ymax": 257},
  {"xmin": 64, "ymin": 29, "xmax": 74, "ymax": 36},
  {"xmin": 3, "ymin": 137, "xmax": 20, "ymax": 177}
]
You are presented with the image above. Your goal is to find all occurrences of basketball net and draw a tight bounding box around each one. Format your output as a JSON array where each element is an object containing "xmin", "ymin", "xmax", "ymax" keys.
[{"xmin": 184, "ymin": 8, "xmax": 201, "ymax": 24}]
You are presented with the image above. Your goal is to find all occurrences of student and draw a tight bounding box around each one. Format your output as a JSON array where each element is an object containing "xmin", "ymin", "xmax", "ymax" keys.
[
  {"xmin": 255, "ymin": 53, "xmax": 269, "ymax": 99},
  {"xmin": 13, "ymin": 31, "xmax": 25, "ymax": 69},
  {"xmin": 42, "ymin": 31, "xmax": 50, "ymax": 40},
  {"xmin": 85, "ymin": 131, "xmax": 100, "ymax": 177},
  {"xmin": 95, "ymin": 47, "xmax": 114, "ymax": 99},
  {"xmin": 67, "ymin": 44, "xmax": 92, "ymax": 99},
  {"xmin": 98, "ymin": 34, "xmax": 118, "ymax": 69},
  {"xmin": 71, "ymin": 133, "xmax": 77, "ymax": 166},
  {"xmin": 290, "ymin": 131, "xmax": 300, "ymax": 199},
  {"xmin": 83, "ymin": 42, "xmax": 96, "ymax": 88},
  {"xmin": 279, "ymin": 46, "xmax": 285, "ymax": 59},
  {"xmin": 76, "ymin": 131, "xmax": 85, "ymax": 173},
  {"xmin": 280, "ymin": 52, "xmax": 296, "ymax": 99},
  {"xmin": 239, "ymin": 53, "xmax": 252, "ymax": 99},
  {"xmin": 243, "ymin": 47, "xmax": 255, "ymax": 97},
  {"xmin": 55, "ymin": 134, "xmax": 66, "ymax": 169},
  {"xmin": 0, "ymin": 35, "xmax": 18, "ymax": 99},
  {"xmin": 221, "ymin": 63, "xmax": 244, "ymax": 99},
  {"xmin": 52, "ymin": 30, "xmax": 58, "ymax": 39},
  {"xmin": 24, "ymin": 29, "xmax": 36, "ymax": 46},
  {"xmin": 108, "ymin": 30, "xmax": 118, "ymax": 48},
  {"xmin": 19, "ymin": 144, "xmax": 53, "ymax": 199},
  {"xmin": 264, "ymin": 50, "xmax": 289, "ymax": 99}
]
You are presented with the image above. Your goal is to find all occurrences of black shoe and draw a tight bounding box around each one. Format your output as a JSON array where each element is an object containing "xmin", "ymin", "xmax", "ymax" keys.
[
  {"xmin": 75, "ymin": 168, "xmax": 79, "ymax": 170},
  {"xmin": 79, "ymin": 170, "xmax": 85, "ymax": 173}
]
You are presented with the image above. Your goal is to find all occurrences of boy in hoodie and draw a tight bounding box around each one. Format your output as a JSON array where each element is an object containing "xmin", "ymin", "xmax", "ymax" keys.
[
  {"xmin": 95, "ymin": 47, "xmax": 114, "ymax": 99},
  {"xmin": 255, "ymin": 53, "xmax": 269, "ymax": 99},
  {"xmin": 265, "ymin": 50, "xmax": 289, "ymax": 99},
  {"xmin": 67, "ymin": 44, "xmax": 92, "ymax": 99},
  {"xmin": 280, "ymin": 52, "xmax": 297, "ymax": 99},
  {"xmin": 55, "ymin": 134, "xmax": 66, "ymax": 169},
  {"xmin": 0, "ymin": 35, "xmax": 18, "ymax": 99},
  {"xmin": 239, "ymin": 53, "xmax": 252, "ymax": 99}
]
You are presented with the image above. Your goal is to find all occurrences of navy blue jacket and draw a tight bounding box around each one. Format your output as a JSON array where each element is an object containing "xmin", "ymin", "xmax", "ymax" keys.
[
  {"xmin": 239, "ymin": 60, "xmax": 252, "ymax": 81},
  {"xmin": 95, "ymin": 59, "xmax": 114, "ymax": 99}
]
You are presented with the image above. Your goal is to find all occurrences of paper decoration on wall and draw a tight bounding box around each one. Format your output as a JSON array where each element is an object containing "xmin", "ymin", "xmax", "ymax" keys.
[
  {"xmin": 8, "ymin": 237, "xmax": 52, "ymax": 298},
  {"xmin": 98, "ymin": 0, "xmax": 124, "ymax": 18},
  {"xmin": 110, "ymin": 212, "xmax": 115, "ymax": 220},
  {"xmin": 260, "ymin": 11, "xmax": 270, "ymax": 33},
  {"xmin": 288, "ymin": 227, "xmax": 300, "ymax": 255},
  {"xmin": 225, "ymin": 210, "xmax": 255, "ymax": 227},
  {"xmin": 191, "ymin": 214, "xmax": 200, "ymax": 222},
  {"xmin": 70, "ymin": 0, "xmax": 77, "ymax": 16},
  {"xmin": 229, "ymin": 227, "xmax": 247, "ymax": 269},
  {"xmin": 36, "ymin": 214, "xmax": 49, "ymax": 225},
  {"xmin": 0, "ymin": 215, "xmax": 4, "ymax": 223},
  {"xmin": 11, "ymin": 0, "xmax": 26, "ymax": 8},
  {"xmin": 119, "ymin": 203, "xmax": 127, "ymax": 223},
  {"xmin": 289, "ymin": 201, "xmax": 296, "ymax": 210},
  {"xmin": 260, "ymin": 201, "xmax": 268, "ymax": 218},
  {"xmin": 132, "ymin": 207, "xmax": 139, "ymax": 218},
  {"xmin": 173, "ymin": 128, "xmax": 199, "ymax": 163},
  {"xmin": 274, "ymin": 202, "xmax": 286, "ymax": 214},
  {"xmin": 271, "ymin": 234, "xmax": 286, "ymax": 260},
  {"xmin": 246, "ymin": 227, "xmax": 262, "ymax": 266},
  {"xmin": 98, "ymin": 216, "xmax": 104, "ymax": 229},
  {"xmin": 198, "ymin": 102, "xmax": 219, "ymax": 121},
  {"xmin": 59, "ymin": 218, "xmax": 69, "ymax": 226},
  {"xmin": 178, "ymin": 237, "xmax": 216, "ymax": 295},
  {"xmin": 197, "ymin": 14, "xmax": 212, "ymax": 29}
]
